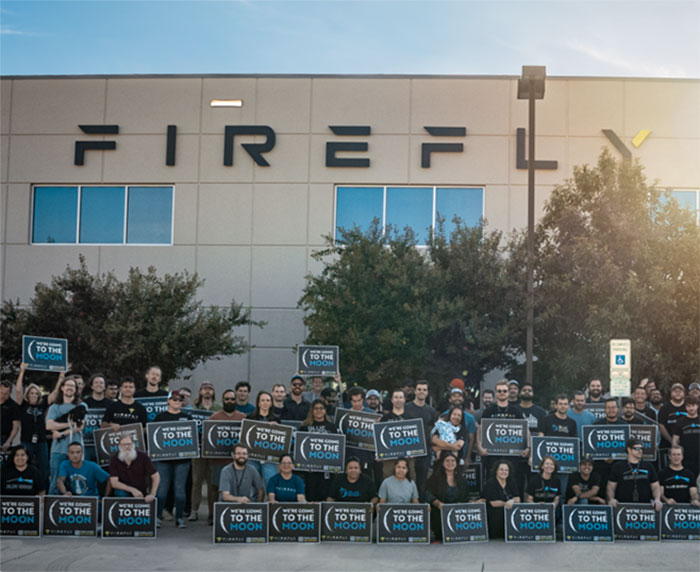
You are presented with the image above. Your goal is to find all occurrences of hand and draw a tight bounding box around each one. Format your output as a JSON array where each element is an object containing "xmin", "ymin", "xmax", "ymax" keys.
[
  {"xmin": 1, "ymin": 441, "xmax": 10, "ymax": 452},
  {"xmin": 239, "ymin": 497, "xmax": 249, "ymax": 504},
  {"xmin": 144, "ymin": 494, "xmax": 155, "ymax": 503},
  {"xmin": 63, "ymin": 491, "xmax": 73, "ymax": 497},
  {"xmin": 455, "ymin": 440, "xmax": 465, "ymax": 449},
  {"xmin": 520, "ymin": 447, "xmax": 530, "ymax": 458},
  {"xmin": 505, "ymin": 500, "xmax": 514, "ymax": 510},
  {"xmin": 666, "ymin": 498, "xmax": 677, "ymax": 505},
  {"xmin": 51, "ymin": 430, "xmax": 63, "ymax": 441},
  {"xmin": 111, "ymin": 424, "xmax": 120, "ymax": 432},
  {"xmin": 567, "ymin": 497, "xmax": 577, "ymax": 506},
  {"xmin": 20, "ymin": 362, "xmax": 28, "ymax": 373},
  {"xmin": 691, "ymin": 499, "xmax": 700, "ymax": 508},
  {"xmin": 652, "ymin": 500, "xmax": 662, "ymax": 512},
  {"xmin": 131, "ymin": 489, "xmax": 144, "ymax": 498},
  {"xmin": 608, "ymin": 499, "xmax": 618, "ymax": 509}
]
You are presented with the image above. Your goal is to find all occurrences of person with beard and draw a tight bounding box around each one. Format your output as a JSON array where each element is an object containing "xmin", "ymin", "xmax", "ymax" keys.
[
  {"xmin": 567, "ymin": 391, "xmax": 597, "ymax": 440},
  {"xmin": 659, "ymin": 445, "xmax": 699, "ymax": 506},
  {"xmin": 672, "ymin": 395, "xmax": 700, "ymax": 479},
  {"xmin": 632, "ymin": 385, "xmax": 656, "ymax": 422},
  {"xmin": 517, "ymin": 383, "xmax": 547, "ymax": 435},
  {"xmin": 648, "ymin": 388, "xmax": 664, "ymax": 419},
  {"xmin": 108, "ymin": 435, "xmax": 160, "ymax": 502},
  {"xmin": 218, "ymin": 444, "xmax": 265, "ymax": 502},
  {"xmin": 586, "ymin": 379, "xmax": 605, "ymax": 403},
  {"xmin": 189, "ymin": 381, "xmax": 221, "ymax": 521},
  {"xmin": 282, "ymin": 376, "xmax": 311, "ymax": 421}
]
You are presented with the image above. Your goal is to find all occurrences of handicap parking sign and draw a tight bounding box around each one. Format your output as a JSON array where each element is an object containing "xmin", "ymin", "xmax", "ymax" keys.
[{"xmin": 615, "ymin": 355, "xmax": 626, "ymax": 365}]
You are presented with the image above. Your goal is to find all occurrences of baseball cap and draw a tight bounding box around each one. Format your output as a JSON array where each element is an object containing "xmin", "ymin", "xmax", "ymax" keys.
[
  {"xmin": 508, "ymin": 379, "xmax": 520, "ymax": 387},
  {"xmin": 451, "ymin": 387, "xmax": 464, "ymax": 395},
  {"xmin": 168, "ymin": 389, "xmax": 185, "ymax": 400},
  {"xmin": 671, "ymin": 383, "xmax": 685, "ymax": 391},
  {"xmin": 688, "ymin": 382, "xmax": 700, "ymax": 391},
  {"xmin": 366, "ymin": 389, "xmax": 381, "ymax": 399},
  {"xmin": 200, "ymin": 381, "xmax": 214, "ymax": 390},
  {"xmin": 450, "ymin": 378, "xmax": 465, "ymax": 391}
]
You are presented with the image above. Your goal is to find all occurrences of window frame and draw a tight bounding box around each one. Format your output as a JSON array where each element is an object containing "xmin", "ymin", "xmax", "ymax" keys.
[
  {"xmin": 333, "ymin": 184, "xmax": 485, "ymax": 245},
  {"xmin": 30, "ymin": 184, "xmax": 175, "ymax": 246}
]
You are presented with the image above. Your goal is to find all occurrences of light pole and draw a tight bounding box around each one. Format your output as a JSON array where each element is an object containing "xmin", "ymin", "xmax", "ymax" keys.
[{"xmin": 517, "ymin": 65, "xmax": 546, "ymax": 388}]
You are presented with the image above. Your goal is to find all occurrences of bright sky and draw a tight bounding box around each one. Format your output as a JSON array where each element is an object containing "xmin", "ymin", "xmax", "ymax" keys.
[{"xmin": 1, "ymin": 0, "xmax": 699, "ymax": 78}]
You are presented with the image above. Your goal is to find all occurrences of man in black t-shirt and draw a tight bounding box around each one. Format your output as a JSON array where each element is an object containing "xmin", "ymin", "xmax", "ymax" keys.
[
  {"xmin": 134, "ymin": 366, "xmax": 168, "ymax": 398},
  {"xmin": 659, "ymin": 445, "xmax": 699, "ymax": 506},
  {"xmin": 671, "ymin": 395, "xmax": 699, "ymax": 478},
  {"xmin": 607, "ymin": 438, "xmax": 662, "ymax": 510},
  {"xmin": 83, "ymin": 374, "xmax": 110, "ymax": 408},
  {"xmin": 102, "ymin": 377, "xmax": 148, "ymax": 429},
  {"xmin": 541, "ymin": 394, "xmax": 578, "ymax": 438},
  {"xmin": 658, "ymin": 383, "xmax": 686, "ymax": 452},
  {"xmin": 565, "ymin": 459, "xmax": 604, "ymax": 505},
  {"xmin": 404, "ymin": 380, "xmax": 438, "ymax": 499}
]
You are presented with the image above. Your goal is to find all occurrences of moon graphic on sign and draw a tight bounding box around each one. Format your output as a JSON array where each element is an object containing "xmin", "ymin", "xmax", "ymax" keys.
[
  {"xmin": 615, "ymin": 506, "xmax": 625, "ymax": 529},
  {"xmin": 446, "ymin": 507, "xmax": 456, "ymax": 534},
  {"xmin": 587, "ymin": 429, "xmax": 597, "ymax": 450},
  {"xmin": 382, "ymin": 507, "xmax": 393, "ymax": 532},
  {"xmin": 272, "ymin": 506, "xmax": 283, "ymax": 534},
  {"xmin": 568, "ymin": 508, "xmax": 578, "ymax": 531},
  {"xmin": 664, "ymin": 507, "xmax": 673, "ymax": 530},
  {"xmin": 486, "ymin": 423, "xmax": 496, "ymax": 446},
  {"xmin": 220, "ymin": 507, "xmax": 231, "ymax": 532},
  {"xmin": 324, "ymin": 507, "xmax": 334, "ymax": 531},
  {"xmin": 245, "ymin": 426, "xmax": 255, "ymax": 449},
  {"xmin": 153, "ymin": 427, "xmax": 163, "ymax": 451},
  {"xmin": 302, "ymin": 349, "xmax": 310, "ymax": 368},
  {"xmin": 536, "ymin": 440, "xmax": 545, "ymax": 463},
  {"xmin": 49, "ymin": 499, "xmax": 59, "ymax": 527},
  {"xmin": 339, "ymin": 414, "xmax": 347, "ymax": 434},
  {"xmin": 509, "ymin": 506, "xmax": 520, "ymax": 530},
  {"xmin": 301, "ymin": 436, "xmax": 310, "ymax": 461},
  {"xmin": 379, "ymin": 427, "xmax": 388, "ymax": 449},
  {"xmin": 108, "ymin": 501, "xmax": 119, "ymax": 528},
  {"xmin": 27, "ymin": 340, "xmax": 35, "ymax": 361}
]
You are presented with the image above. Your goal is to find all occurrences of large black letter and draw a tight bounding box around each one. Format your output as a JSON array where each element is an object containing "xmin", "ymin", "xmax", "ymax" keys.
[
  {"xmin": 74, "ymin": 125, "xmax": 118, "ymax": 165},
  {"xmin": 326, "ymin": 126, "xmax": 371, "ymax": 168},
  {"xmin": 421, "ymin": 126, "xmax": 466, "ymax": 168},
  {"xmin": 223, "ymin": 126, "xmax": 276, "ymax": 166},
  {"xmin": 515, "ymin": 128, "xmax": 558, "ymax": 170}
]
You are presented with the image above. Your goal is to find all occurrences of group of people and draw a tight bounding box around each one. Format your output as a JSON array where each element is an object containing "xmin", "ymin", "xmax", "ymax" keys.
[{"xmin": 1, "ymin": 366, "xmax": 699, "ymax": 542}]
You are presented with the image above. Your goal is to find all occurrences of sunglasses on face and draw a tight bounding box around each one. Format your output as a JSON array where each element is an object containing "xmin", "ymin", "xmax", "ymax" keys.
[
  {"xmin": 496, "ymin": 389, "xmax": 508, "ymax": 393},
  {"xmin": 291, "ymin": 383, "xmax": 304, "ymax": 388},
  {"xmin": 170, "ymin": 397, "xmax": 183, "ymax": 402}
]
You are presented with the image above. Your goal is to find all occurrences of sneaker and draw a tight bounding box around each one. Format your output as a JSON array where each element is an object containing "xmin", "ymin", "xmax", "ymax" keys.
[
  {"xmin": 162, "ymin": 509, "xmax": 174, "ymax": 521},
  {"xmin": 207, "ymin": 515, "xmax": 213, "ymax": 526},
  {"xmin": 188, "ymin": 511, "xmax": 199, "ymax": 521},
  {"xmin": 156, "ymin": 518, "xmax": 162, "ymax": 528},
  {"xmin": 176, "ymin": 519, "xmax": 186, "ymax": 529}
]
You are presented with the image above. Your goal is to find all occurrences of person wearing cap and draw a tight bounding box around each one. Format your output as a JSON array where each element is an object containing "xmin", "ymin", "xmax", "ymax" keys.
[
  {"xmin": 437, "ymin": 378, "xmax": 466, "ymax": 411},
  {"xmin": 441, "ymin": 387, "xmax": 477, "ymax": 466},
  {"xmin": 607, "ymin": 438, "xmax": 662, "ymax": 510},
  {"xmin": 671, "ymin": 395, "xmax": 699, "ymax": 479},
  {"xmin": 153, "ymin": 389, "xmax": 193, "ymax": 528},
  {"xmin": 365, "ymin": 389, "xmax": 383, "ymax": 414},
  {"xmin": 188, "ymin": 381, "xmax": 221, "ymax": 522},
  {"xmin": 281, "ymin": 375, "xmax": 311, "ymax": 421},
  {"xmin": 658, "ymin": 383, "xmax": 687, "ymax": 468},
  {"xmin": 688, "ymin": 382, "xmax": 700, "ymax": 400},
  {"xmin": 507, "ymin": 379, "xmax": 520, "ymax": 405}
]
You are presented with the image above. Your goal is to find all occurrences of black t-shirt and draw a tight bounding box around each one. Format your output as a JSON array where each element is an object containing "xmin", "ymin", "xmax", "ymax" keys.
[
  {"xmin": 299, "ymin": 420, "xmax": 337, "ymax": 434},
  {"xmin": 404, "ymin": 401, "xmax": 438, "ymax": 443},
  {"xmin": 1, "ymin": 464, "xmax": 42, "ymax": 495},
  {"xmin": 380, "ymin": 410, "xmax": 408, "ymax": 422},
  {"xmin": 608, "ymin": 460, "xmax": 658, "ymax": 503},
  {"xmin": 658, "ymin": 466, "xmax": 696, "ymax": 504},
  {"xmin": 526, "ymin": 474, "xmax": 561, "ymax": 502},
  {"xmin": 154, "ymin": 410, "xmax": 192, "ymax": 423},
  {"xmin": 481, "ymin": 403, "xmax": 525, "ymax": 420},
  {"xmin": 672, "ymin": 416, "xmax": 699, "ymax": 468},
  {"xmin": 593, "ymin": 417, "xmax": 628, "ymax": 426},
  {"xmin": 103, "ymin": 400, "xmax": 148, "ymax": 427},
  {"xmin": 245, "ymin": 411, "xmax": 280, "ymax": 423},
  {"xmin": 482, "ymin": 477, "xmax": 519, "ymax": 502},
  {"xmin": 658, "ymin": 403, "xmax": 687, "ymax": 447},
  {"xmin": 84, "ymin": 396, "xmax": 111, "ymax": 408},
  {"xmin": 329, "ymin": 473, "xmax": 377, "ymax": 502},
  {"xmin": 281, "ymin": 396, "xmax": 310, "ymax": 421},
  {"xmin": 519, "ymin": 404, "xmax": 548, "ymax": 432},
  {"xmin": 540, "ymin": 414, "xmax": 578, "ymax": 438},
  {"xmin": 1, "ymin": 398, "xmax": 20, "ymax": 438},
  {"xmin": 565, "ymin": 471, "xmax": 601, "ymax": 501},
  {"xmin": 134, "ymin": 388, "xmax": 168, "ymax": 398},
  {"xmin": 20, "ymin": 396, "xmax": 49, "ymax": 443}
]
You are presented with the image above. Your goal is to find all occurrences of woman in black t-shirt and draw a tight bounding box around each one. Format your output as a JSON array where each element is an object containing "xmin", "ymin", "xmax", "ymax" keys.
[
  {"xmin": 299, "ymin": 399, "xmax": 338, "ymax": 501},
  {"xmin": 15, "ymin": 363, "xmax": 50, "ymax": 490},
  {"xmin": 525, "ymin": 455, "xmax": 561, "ymax": 506},
  {"xmin": 480, "ymin": 460, "xmax": 520, "ymax": 539},
  {"xmin": 1, "ymin": 445, "xmax": 44, "ymax": 496}
]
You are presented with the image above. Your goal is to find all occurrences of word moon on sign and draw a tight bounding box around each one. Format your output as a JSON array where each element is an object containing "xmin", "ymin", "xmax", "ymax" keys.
[
  {"xmin": 321, "ymin": 502, "xmax": 372, "ymax": 543},
  {"xmin": 562, "ymin": 505, "xmax": 614, "ymax": 543},
  {"xmin": 43, "ymin": 496, "xmax": 98, "ymax": 537},
  {"xmin": 146, "ymin": 420, "xmax": 199, "ymax": 460},
  {"xmin": 102, "ymin": 498, "xmax": 156, "ymax": 538},
  {"xmin": 213, "ymin": 502, "xmax": 269, "ymax": 544},
  {"xmin": 376, "ymin": 504, "xmax": 430, "ymax": 544},
  {"xmin": 268, "ymin": 503, "xmax": 320, "ymax": 543},
  {"xmin": 505, "ymin": 503, "xmax": 555, "ymax": 543},
  {"xmin": 613, "ymin": 503, "xmax": 660, "ymax": 541},
  {"xmin": 297, "ymin": 345, "xmax": 339, "ymax": 376},
  {"xmin": 201, "ymin": 420, "xmax": 242, "ymax": 458},
  {"xmin": 335, "ymin": 408, "xmax": 380, "ymax": 451},
  {"xmin": 441, "ymin": 503, "xmax": 488, "ymax": 543},
  {"xmin": 93, "ymin": 424, "xmax": 146, "ymax": 467},
  {"xmin": 531, "ymin": 436, "xmax": 580, "ymax": 474},
  {"xmin": 0, "ymin": 496, "xmax": 41, "ymax": 537},
  {"xmin": 480, "ymin": 419, "xmax": 529, "ymax": 456},
  {"xmin": 373, "ymin": 419, "xmax": 427, "ymax": 460},
  {"xmin": 239, "ymin": 419, "xmax": 293, "ymax": 463},
  {"xmin": 294, "ymin": 432, "xmax": 345, "ymax": 472}
]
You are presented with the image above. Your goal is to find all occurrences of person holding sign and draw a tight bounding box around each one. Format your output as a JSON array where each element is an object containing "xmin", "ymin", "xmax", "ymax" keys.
[
  {"xmin": 153, "ymin": 389, "xmax": 192, "ymax": 528},
  {"xmin": 246, "ymin": 391, "xmax": 281, "ymax": 487},
  {"xmin": 659, "ymin": 445, "xmax": 700, "ymax": 506},
  {"xmin": 108, "ymin": 435, "xmax": 159, "ymax": 502},
  {"xmin": 424, "ymin": 453, "xmax": 471, "ymax": 541},
  {"xmin": 565, "ymin": 459, "xmax": 604, "ymax": 505},
  {"xmin": 57, "ymin": 442, "xmax": 111, "ymax": 498},
  {"xmin": 327, "ymin": 457, "xmax": 378, "ymax": 504},
  {"xmin": 219, "ymin": 444, "xmax": 265, "ymax": 503},
  {"xmin": 298, "ymin": 399, "xmax": 338, "ymax": 501},
  {"xmin": 431, "ymin": 407, "xmax": 467, "ymax": 462},
  {"xmin": 1, "ymin": 444, "xmax": 44, "ymax": 496},
  {"xmin": 480, "ymin": 459, "xmax": 520, "ymax": 539},
  {"xmin": 1, "ymin": 380, "xmax": 21, "ymax": 453},
  {"xmin": 607, "ymin": 438, "xmax": 662, "ymax": 510},
  {"xmin": 46, "ymin": 376, "xmax": 87, "ymax": 494},
  {"xmin": 267, "ymin": 455, "xmax": 306, "ymax": 503},
  {"xmin": 525, "ymin": 455, "xmax": 561, "ymax": 517},
  {"xmin": 671, "ymin": 395, "xmax": 699, "ymax": 479},
  {"xmin": 189, "ymin": 381, "xmax": 221, "ymax": 522},
  {"xmin": 378, "ymin": 458, "xmax": 419, "ymax": 504}
]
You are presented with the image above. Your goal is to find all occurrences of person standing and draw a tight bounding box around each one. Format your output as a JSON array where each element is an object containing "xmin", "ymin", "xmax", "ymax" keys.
[
  {"xmin": 83, "ymin": 374, "xmax": 109, "ymax": 408},
  {"xmin": 658, "ymin": 383, "xmax": 687, "ymax": 469},
  {"xmin": 659, "ymin": 445, "xmax": 699, "ymax": 506},
  {"xmin": 518, "ymin": 383, "xmax": 547, "ymax": 434},
  {"xmin": 281, "ymin": 376, "xmax": 310, "ymax": 421},
  {"xmin": 271, "ymin": 384, "xmax": 287, "ymax": 417},
  {"xmin": 567, "ymin": 391, "xmax": 597, "ymax": 440},
  {"xmin": 298, "ymin": 399, "xmax": 337, "ymax": 501},
  {"xmin": 101, "ymin": 377, "xmax": 148, "ymax": 430},
  {"xmin": 1, "ymin": 380, "xmax": 21, "ymax": 453},
  {"xmin": 586, "ymin": 379, "xmax": 605, "ymax": 403},
  {"xmin": 301, "ymin": 376, "xmax": 325, "ymax": 404},
  {"xmin": 404, "ymin": 380, "xmax": 438, "ymax": 498},
  {"xmin": 134, "ymin": 366, "xmax": 168, "ymax": 397},
  {"xmin": 607, "ymin": 438, "xmax": 662, "ymax": 510},
  {"xmin": 671, "ymin": 395, "xmax": 699, "ymax": 478},
  {"xmin": 233, "ymin": 381, "xmax": 255, "ymax": 415}
]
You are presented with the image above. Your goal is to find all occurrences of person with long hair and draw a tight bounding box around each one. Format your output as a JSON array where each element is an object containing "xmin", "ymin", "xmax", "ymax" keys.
[
  {"xmin": 431, "ymin": 407, "xmax": 467, "ymax": 462},
  {"xmin": 267, "ymin": 454, "xmax": 306, "ymax": 503},
  {"xmin": 327, "ymin": 456, "xmax": 378, "ymax": 504},
  {"xmin": 480, "ymin": 459, "xmax": 520, "ymax": 539},
  {"xmin": 425, "ymin": 452, "xmax": 471, "ymax": 541},
  {"xmin": 378, "ymin": 458, "xmax": 419, "ymax": 504},
  {"xmin": 246, "ymin": 390, "xmax": 280, "ymax": 488},
  {"xmin": 46, "ymin": 376, "xmax": 86, "ymax": 494},
  {"xmin": 525, "ymin": 455, "xmax": 561, "ymax": 506},
  {"xmin": 14, "ymin": 363, "xmax": 50, "ymax": 490},
  {"xmin": 298, "ymin": 399, "xmax": 338, "ymax": 501},
  {"xmin": 1, "ymin": 444, "xmax": 44, "ymax": 496}
]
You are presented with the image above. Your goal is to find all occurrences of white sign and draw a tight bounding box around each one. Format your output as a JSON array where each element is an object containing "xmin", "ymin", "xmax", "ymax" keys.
[{"xmin": 609, "ymin": 339, "xmax": 631, "ymax": 396}]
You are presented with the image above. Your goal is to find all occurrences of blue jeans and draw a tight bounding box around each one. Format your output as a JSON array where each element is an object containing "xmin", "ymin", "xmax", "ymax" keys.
[
  {"xmin": 154, "ymin": 460, "xmax": 190, "ymax": 520},
  {"xmin": 22, "ymin": 440, "xmax": 49, "ymax": 492},
  {"xmin": 49, "ymin": 452, "xmax": 68, "ymax": 495},
  {"xmin": 247, "ymin": 460, "xmax": 277, "ymax": 491}
]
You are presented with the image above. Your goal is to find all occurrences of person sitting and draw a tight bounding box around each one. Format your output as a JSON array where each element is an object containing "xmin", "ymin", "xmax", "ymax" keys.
[
  {"xmin": 565, "ymin": 459, "xmax": 605, "ymax": 505},
  {"xmin": 267, "ymin": 454, "xmax": 306, "ymax": 503},
  {"xmin": 218, "ymin": 444, "xmax": 265, "ymax": 503},
  {"xmin": 424, "ymin": 453, "xmax": 471, "ymax": 541},
  {"xmin": 0, "ymin": 444, "xmax": 44, "ymax": 496},
  {"xmin": 480, "ymin": 460, "xmax": 520, "ymax": 539},
  {"xmin": 378, "ymin": 458, "xmax": 419, "ymax": 504},
  {"xmin": 57, "ymin": 441, "xmax": 111, "ymax": 498},
  {"xmin": 108, "ymin": 435, "xmax": 160, "ymax": 505},
  {"xmin": 327, "ymin": 457, "xmax": 378, "ymax": 505}
]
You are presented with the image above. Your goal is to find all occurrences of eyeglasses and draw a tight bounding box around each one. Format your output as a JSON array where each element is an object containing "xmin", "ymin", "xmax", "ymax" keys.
[
  {"xmin": 631, "ymin": 446, "xmax": 644, "ymax": 451},
  {"xmin": 223, "ymin": 397, "xmax": 236, "ymax": 402},
  {"xmin": 496, "ymin": 389, "xmax": 508, "ymax": 393}
]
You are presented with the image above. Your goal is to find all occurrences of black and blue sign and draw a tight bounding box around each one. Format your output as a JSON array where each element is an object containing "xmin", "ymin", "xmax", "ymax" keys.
[
  {"xmin": 441, "ymin": 503, "xmax": 488, "ymax": 543},
  {"xmin": 321, "ymin": 502, "xmax": 372, "ymax": 542},
  {"xmin": 373, "ymin": 419, "xmax": 427, "ymax": 460},
  {"xmin": 213, "ymin": 503, "xmax": 268, "ymax": 544},
  {"xmin": 335, "ymin": 408, "xmax": 380, "ymax": 451},
  {"xmin": 134, "ymin": 397, "xmax": 168, "ymax": 423},
  {"xmin": 94, "ymin": 424, "xmax": 146, "ymax": 467},
  {"xmin": 0, "ymin": 496, "xmax": 41, "ymax": 537},
  {"xmin": 505, "ymin": 503, "xmax": 555, "ymax": 542},
  {"xmin": 43, "ymin": 496, "xmax": 98, "ymax": 537},
  {"xmin": 582, "ymin": 425, "xmax": 630, "ymax": 460},
  {"xmin": 463, "ymin": 463, "xmax": 482, "ymax": 501},
  {"xmin": 629, "ymin": 424, "xmax": 657, "ymax": 462},
  {"xmin": 562, "ymin": 505, "xmax": 614, "ymax": 542},
  {"xmin": 294, "ymin": 432, "xmax": 345, "ymax": 472},
  {"xmin": 480, "ymin": 419, "xmax": 528, "ymax": 456},
  {"xmin": 269, "ymin": 503, "xmax": 320, "ymax": 543},
  {"xmin": 613, "ymin": 504, "xmax": 659, "ymax": 541},
  {"xmin": 146, "ymin": 420, "xmax": 199, "ymax": 460},
  {"xmin": 22, "ymin": 335, "xmax": 68, "ymax": 372},
  {"xmin": 531, "ymin": 437, "xmax": 580, "ymax": 474},
  {"xmin": 583, "ymin": 403, "xmax": 607, "ymax": 422},
  {"xmin": 201, "ymin": 420, "xmax": 241, "ymax": 458},
  {"xmin": 102, "ymin": 498, "xmax": 156, "ymax": 538},
  {"xmin": 83, "ymin": 408, "xmax": 106, "ymax": 447},
  {"xmin": 297, "ymin": 345, "xmax": 339, "ymax": 376},
  {"xmin": 661, "ymin": 504, "xmax": 700, "ymax": 540},
  {"xmin": 240, "ymin": 419, "xmax": 293, "ymax": 463},
  {"xmin": 376, "ymin": 504, "xmax": 430, "ymax": 544}
]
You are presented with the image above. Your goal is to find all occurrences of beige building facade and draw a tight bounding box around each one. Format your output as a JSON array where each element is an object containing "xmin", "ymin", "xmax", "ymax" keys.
[{"xmin": 1, "ymin": 74, "xmax": 698, "ymax": 392}]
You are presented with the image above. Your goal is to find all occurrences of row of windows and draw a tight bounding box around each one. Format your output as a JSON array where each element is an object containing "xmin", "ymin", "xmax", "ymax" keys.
[
  {"xmin": 660, "ymin": 190, "xmax": 700, "ymax": 224},
  {"xmin": 32, "ymin": 186, "xmax": 173, "ymax": 245},
  {"xmin": 335, "ymin": 186, "xmax": 484, "ymax": 244}
]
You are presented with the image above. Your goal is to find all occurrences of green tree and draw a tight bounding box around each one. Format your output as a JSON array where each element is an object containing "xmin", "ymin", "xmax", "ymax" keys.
[
  {"xmin": 513, "ymin": 149, "xmax": 700, "ymax": 395},
  {"xmin": 1, "ymin": 256, "xmax": 262, "ymax": 385}
]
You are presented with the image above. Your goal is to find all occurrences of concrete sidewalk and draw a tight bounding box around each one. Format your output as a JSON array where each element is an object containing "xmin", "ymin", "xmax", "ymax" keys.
[{"xmin": 2, "ymin": 517, "xmax": 697, "ymax": 572}]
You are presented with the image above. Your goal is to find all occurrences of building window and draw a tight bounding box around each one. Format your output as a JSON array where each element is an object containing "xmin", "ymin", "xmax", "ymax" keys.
[
  {"xmin": 660, "ymin": 190, "xmax": 699, "ymax": 224},
  {"xmin": 32, "ymin": 185, "xmax": 173, "ymax": 245},
  {"xmin": 335, "ymin": 185, "xmax": 484, "ymax": 244}
]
